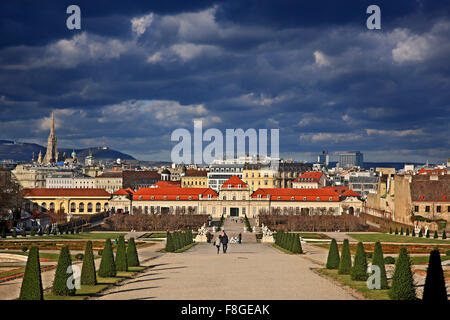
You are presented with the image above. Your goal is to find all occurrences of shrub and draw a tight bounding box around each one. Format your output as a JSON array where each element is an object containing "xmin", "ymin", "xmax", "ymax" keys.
[
  {"xmin": 12, "ymin": 229, "xmax": 17, "ymax": 238},
  {"xmin": 351, "ymin": 242, "xmax": 368, "ymax": 281},
  {"xmin": 22, "ymin": 228, "xmax": 26, "ymax": 237},
  {"xmin": 165, "ymin": 232, "xmax": 175, "ymax": 252},
  {"xmin": 372, "ymin": 242, "xmax": 388, "ymax": 289},
  {"xmin": 52, "ymin": 246, "xmax": 75, "ymax": 296},
  {"xmin": 75, "ymin": 253, "xmax": 84, "ymax": 260},
  {"xmin": 405, "ymin": 228, "xmax": 410, "ymax": 236},
  {"xmin": 38, "ymin": 228, "xmax": 43, "ymax": 236},
  {"xmin": 290, "ymin": 233, "xmax": 303, "ymax": 254},
  {"xmin": 433, "ymin": 231, "xmax": 438, "ymax": 239},
  {"xmin": 384, "ymin": 256, "xmax": 395, "ymax": 264},
  {"xmin": 30, "ymin": 227, "xmax": 35, "ymax": 237},
  {"xmin": 394, "ymin": 228, "xmax": 398, "ymax": 235},
  {"xmin": 98, "ymin": 249, "xmax": 103, "ymax": 256},
  {"xmin": 98, "ymin": 239, "xmax": 116, "ymax": 277},
  {"xmin": 22, "ymin": 246, "xmax": 28, "ymax": 253},
  {"xmin": 422, "ymin": 249, "xmax": 447, "ymax": 302},
  {"xmin": 389, "ymin": 227, "xmax": 392, "ymax": 234},
  {"xmin": 389, "ymin": 248, "xmax": 417, "ymax": 300},
  {"xmin": 115, "ymin": 235, "xmax": 128, "ymax": 272},
  {"xmin": 442, "ymin": 230, "xmax": 447, "ymax": 239},
  {"xmin": 1, "ymin": 227, "xmax": 6, "ymax": 238},
  {"xmin": 425, "ymin": 229, "xmax": 430, "ymax": 238},
  {"xmin": 326, "ymin": 239, "xmax": 340, "ymax": 269},
  {"xmin": 127, "ymin": 237, "xmax": 140, "ymax": 267},
  {"xmin": 46, "ymin": 227, "xmax": 50, "ymax": 236},
  {"xmin": 19, "ymin": 246, "xmax": 43, "ymax": 300},
  {"xmin": 412, "ymin": 229, "xmax": 415, "ymax": 237},
  {"xmin": 338, "ymin": 239, "xmax": 352, "ymax": 275},
  {"xmin": 81, "ymin": 241, "xmax": 97, "ymax": 286},
  {"xmin": 400, "ymin": 227, "xmax": 404, "ymax": 235},
  {"xmin": 418, "ymin": 229, "xmax": 423, "ymax": 237}
]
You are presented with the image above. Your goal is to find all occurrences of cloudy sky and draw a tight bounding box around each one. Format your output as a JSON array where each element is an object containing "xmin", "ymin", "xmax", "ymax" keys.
[{"xmin": 0, "ymin": 0, "xmax": 449, "ymax": 163}]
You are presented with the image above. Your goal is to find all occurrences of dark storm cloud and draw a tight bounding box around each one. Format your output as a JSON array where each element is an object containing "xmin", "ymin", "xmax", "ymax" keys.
[{"xmin": 0, "ymin": 0, "xmax": 449, "ymax": 162}]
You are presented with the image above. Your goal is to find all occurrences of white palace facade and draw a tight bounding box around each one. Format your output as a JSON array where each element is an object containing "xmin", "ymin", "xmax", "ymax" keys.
[{"xmin": 109, "ymin": 176, "xmax": 363, "ymax": 218}]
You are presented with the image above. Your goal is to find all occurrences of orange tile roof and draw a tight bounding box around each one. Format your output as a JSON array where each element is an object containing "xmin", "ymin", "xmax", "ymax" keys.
[
  {"xmin": 251, "ymin": 187, "xmax": 350, "ymax": 201},
  {"xmin": 221, "ymin": 176, "xmax": 248, "ymax": 189},
  {"xmin": 418, "ymin": 168, "xmax": 447, "ymax": 175},
  {"xmin": 113, "ymin": 188, "xmax": 132, "ymax": 196},
  {"xmin": 24, "ymin": 188, "xmax": 111, "ymax": 198},
  {"xmin": 293, "ymin": 171, "xmax": 324, "ymax": 183},
  {"xmin": 153, "ymin": 180, "xmax": 181, "ymax": 188},
  {"xmin": 133, "ymin": 187, "xmax": 218, "ymax": 200}
]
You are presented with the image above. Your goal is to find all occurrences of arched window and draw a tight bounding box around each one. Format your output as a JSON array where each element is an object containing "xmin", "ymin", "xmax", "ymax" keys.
[
  {"xmin": 49, "ymin": 202, "xmax": 55, "ymax": 211},
  {"xmin": 87, "ymin": 203, "xmax": 93, "ymax": 213},
  {"xmin": 79, "ymin": 203, "xmax": 84, "ymax": 213},
  {"xmin": 70, "ymin": 203, "xmax": 76, "ymax": 213},
  {"xmin": 96, "ymin": 203, "xmax": 101, "ymax": 212},
  {"xmin": 41, "ymin": 202, "xmax": 47, "ymax": 212}
]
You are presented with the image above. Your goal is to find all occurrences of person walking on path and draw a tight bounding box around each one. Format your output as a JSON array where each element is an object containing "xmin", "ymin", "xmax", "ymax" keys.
[
  {"xmin": 238, "ymin": 233, "xmax": 242, "ymax": 244},
  {"xmin": 214, "ymin": 235, "xmax": 222, "ymax": 254},
  {"xmin": 221, "ymin": 231, "xmax": 229, "ymax": 253}
]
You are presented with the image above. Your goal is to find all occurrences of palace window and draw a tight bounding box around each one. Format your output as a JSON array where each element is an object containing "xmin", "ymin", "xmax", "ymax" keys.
[
  {"xmin": 437, "ymin": 206, "xmax": 441, "ymax": 213},
  {"xmin": 87, "ymin": 203, "xmax": 93, "ymax": 213},
  {"xmin": 79, "ymin": 203, "xmax": 84, "ymax": 213},
  {"xmin": 70, "ymin": 203, "xmax": 76, "ymax": 213},
  {"xmin": 414, "ymin": 206, "xmax": 419, "ymax": 212},
  {"xmin": 425, "ymin": 206, "xmax": 430, "ymax": 212}
]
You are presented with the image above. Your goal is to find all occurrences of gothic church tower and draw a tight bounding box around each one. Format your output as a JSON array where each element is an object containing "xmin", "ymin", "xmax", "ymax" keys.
[{"xmin": 44, "ymin": 111, "xmax": 58, "ymax": 164}]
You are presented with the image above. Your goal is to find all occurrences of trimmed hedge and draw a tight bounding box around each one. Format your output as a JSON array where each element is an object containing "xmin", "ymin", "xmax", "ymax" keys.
[
  {"xmin": 19, "ymin": 246, "xmax": 43, "ymax": 300},
  {"xmin": 326, "ymin": 239, "xmax": 340, "ymax": 269},
  {"xmin": 389, "ymin": 248, "xmax": 416, "ymax": 300},
  {"xmin": 115, "ymin": 236, "xmax": 128, "ymax": 272},
  {"xmin": 338, "ymin": 239, "xmax": 352, "ymax": 275},
  {"xmin": 98, "ymin": 239, "xmax": 116, "ymax": 277},
  {"xmin": 372, "ymin": 241, "xmax": 388, "ymax": 289},
  {"xmin": 81, "ymin": 240, "xmax": 97, "ymax": 285},
  {"xmin": 52, "ymin": 246, "xmax": 76, "ymax": 296},
  {"xmin": 423, "ymin": 249, "xmax": 447, "ymax": 302},
  {"xmin": 127, "ymin": 237, "xmax": 140, "ymax": 267},
  {"xmin": 351, "ymin": 242, "xmax": 368, "ymax": 281}
]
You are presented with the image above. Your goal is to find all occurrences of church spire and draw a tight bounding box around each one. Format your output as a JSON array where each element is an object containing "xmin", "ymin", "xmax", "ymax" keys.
[{"xmin": 44, "ymin": 110, "xmax": 58, "ymax": 164}]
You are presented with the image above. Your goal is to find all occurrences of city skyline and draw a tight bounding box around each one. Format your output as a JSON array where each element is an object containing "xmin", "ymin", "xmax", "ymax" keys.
[{"xmin": 0, "ymin": 1, "xmax": 449, "ymax": 163}]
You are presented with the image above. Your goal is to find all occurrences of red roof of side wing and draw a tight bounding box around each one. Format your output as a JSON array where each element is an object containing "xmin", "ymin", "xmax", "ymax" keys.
[
  {"xmin": 251, "ymin": 188, "xmax": 341, "ymax": 201},
  {"xmin": 133, "ymin": 187, "xmax": 218, "ymax": 200},
  {"xmin": 293, "ymin": 171, "xmax": 324, "ymax": 183}
]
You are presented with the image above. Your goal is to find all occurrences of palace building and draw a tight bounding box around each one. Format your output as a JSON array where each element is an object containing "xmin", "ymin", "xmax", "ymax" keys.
[{"xmin": 109, "ymin": 175, "xmax": 363, "ymax": 218}]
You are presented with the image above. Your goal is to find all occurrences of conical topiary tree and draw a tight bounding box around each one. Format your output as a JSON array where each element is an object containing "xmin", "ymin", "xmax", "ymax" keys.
[
  {"xmin": 389, "ymin": 227, "xmax": 392, "ymax": 234},
  {"xmin": 19, "ymin": 246, "xmax": 43, "ymax": 300},
  {"xmin": 433, "ymin": 230, "xmax": 438, "ymax": 239},
  {"xmin": 395, "ymin": 228, "xmax": 398, "ymax": 235},
  {"xmin": 351, "ymin": 242, "xmax": 368, "ymax": 281},
  {"xmin": 412, "ymin": 229, "xmax": 416, "ymax": 237},
  {"xmin": 52, "ymin": 246, "xmax": 75, "ymax": 296},
  {"xmin": 371, "ymin": 241, "xmax": 388, "ymax": 289},
  {"xmin": 12, "ymin": 229, "xmax": 17, "ymax": 238},
  {"xmin": 442, "ymin": 230, "xmax": 447, "ymax": 239},
  {"xmin": 405, "ymin": 228, "xmax": 410, "ymax": 236},
  {"xmin": 418, "ymin": 229, "xmax": 423, "ymax": 237},
  {"xmin": 98, "ymin": 239, "xmax": 116, "ymax": 277},
  {"xmin": 326, "ymin": 239, "xmax": 340, "ymax": 269},
  {"xmin": 389, "ymin": 247, "xmax": 416, "ymax": 300},
  {"xmin": 338, "ymin": 239, "xmax": 352, "ymax": 275},
  {"xmin": 165, "ymin": 232, "xmax": 174, "ymax": 252},
  {"xmin": 1, "ymin": 226, "xmax": 5, "ymax": 238},
  {"xmin": 81, "ymin": 241, "xmax": 97, "ymax": 285},
  {"xmin": 400, "ymin": 227, "xmax": 404, "ymax": 235},
  {"xmin": 425, "ymin": 229, "xmax": 430, "ymax": 238},
  {"xmin": 30, "ymin": 227, "xmax": 35, "ymax": 237},
  {"xmin": 22, "ymin": 228, "xmax": 26, "ymax": 237},
  {"xmin": 115, "ymin": 235, "xmax": 128, "ymax": 272},
  {"xmin": 422, "ymin": 249, "xmax": 447, "ymax": 302},
  {"xmin": 290, "ymin": 233, "xmax": 302, "ymax": 254},
  {"xmin": 127, "ymin": 237, "xmax": 140, "ymax": 267}
]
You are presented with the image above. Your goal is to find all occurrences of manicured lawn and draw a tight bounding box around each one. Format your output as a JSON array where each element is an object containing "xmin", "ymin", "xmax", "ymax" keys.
[
  {"xmin": 0, "ymin": 250, "xmax": 98, "ymax": 261},
  {"xmin": 348, "ymin": 233, "xmax": 450, "ymax": 244},
  {"xmin": 44, "ymin": 266, "xmax": 146, "ymax": 300},
  {"xmin": 174, "ymin": 242, "xmax": 197, "ymax": 253},
  {"xmin": 37, "ymin": 232, "xmax": 126, "ymax": 240},
  {"xmin": 317, "ymin": 269, "xmax": 390, "ymax": 300},
  {"xmin": 297, "ymin": 233, "xmax": 330, "ymax": 240},
  {"xmin": 149, "ymin": 233, "xmax": 166, "ymax": 238}
]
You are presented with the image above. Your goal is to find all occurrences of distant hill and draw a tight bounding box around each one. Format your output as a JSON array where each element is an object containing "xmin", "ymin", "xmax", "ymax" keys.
[{"xmin": 0, "ymin": 140, "xmax": 135, "ymax": 161}]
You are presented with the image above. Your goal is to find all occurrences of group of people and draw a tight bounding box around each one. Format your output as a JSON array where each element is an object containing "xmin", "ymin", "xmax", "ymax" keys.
[{"xmin": 214, "ymin": 231, "xmax": 242, "ymax": 254}]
